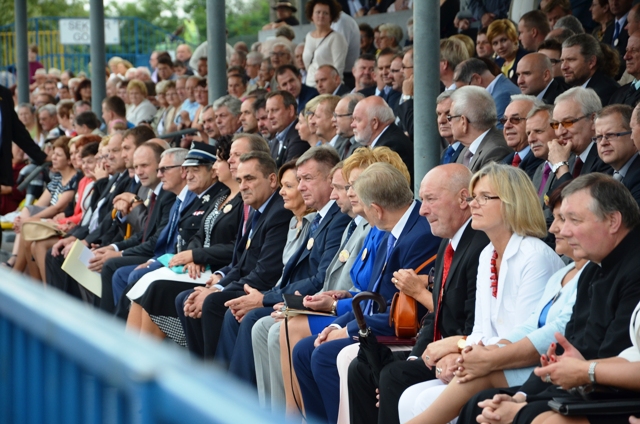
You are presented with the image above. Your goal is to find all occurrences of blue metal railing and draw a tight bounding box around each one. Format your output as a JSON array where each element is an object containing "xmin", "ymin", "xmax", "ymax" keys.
[
  {"xmin": 0, "ymin": 268, "xmax": 276, "ymax": 424},
  {"xmin": 0, "ymin": 17, "xmax": 193, "ymax": 78}
]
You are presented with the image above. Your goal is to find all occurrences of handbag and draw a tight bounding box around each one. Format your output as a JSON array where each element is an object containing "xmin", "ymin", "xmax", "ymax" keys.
[
  {"xmin": 388, "ymin": 254, "xmax": 437, "ymax": 338},
  {"xmin": 548, "ymin": 397, "xmax": 640, "ymax": 416},
  {"xmin": 22, "ymin": 221, "xmax": 65, "ymax": 241}
]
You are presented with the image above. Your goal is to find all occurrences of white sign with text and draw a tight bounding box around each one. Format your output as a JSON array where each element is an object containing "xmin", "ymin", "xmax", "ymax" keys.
[{"xmin": 59, "ymin": 19, "xmax": 120, "ymax": 45}]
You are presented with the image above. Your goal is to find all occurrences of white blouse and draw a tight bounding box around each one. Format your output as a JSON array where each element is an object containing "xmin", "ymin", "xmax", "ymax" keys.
[{"xmin": 302, "ymin": 30, "xmax": 348, "ymax": 88}]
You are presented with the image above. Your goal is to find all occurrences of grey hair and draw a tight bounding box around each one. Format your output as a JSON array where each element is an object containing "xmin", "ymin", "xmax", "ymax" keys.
[
  {"xmin": 213, "ymin": 95, "xmax": 242, "ymax": 116},
  {"xmin": 554, "ymin": 15, "xmax": 585, "ymax": 34},
  {"xmin": 450, "ymin": 86, "xmax": 497, "ymax": 130},
  {"xmin": 367, "ymin": 101, "xmax": 396, "ymax": 126},
  {"xmin": 341, "ymin": 93, "xmax": 364, "ymax": 114},
  {"xmin": 554, "ymin": 87, "xmax": 602, "ymax": 116},
  {"xmin": 162, "ymin": 147, "xmax": 188, "ymax": 165},
  {"xmin": 437, "ymin": 90, "xmax": 455, "ymax": 104},
  {"xmin": 272, "ymin": 41, "xmax": 293, "ymax": 55},
  {"xmin": 38, "ymin": 104, "xmax": 57, "ymax": 116},
  {"xmin": 379, "ymin": 23, "xmax": 404, "ymax": 45},
  {"xmin": 155, "ymin": 80, "xmax": 170, "ymax": 94},
  {"xmin": 562, "ymin": 173, "xmax": 640, "ymax": 229},
  {"xmin": 295, "ymin": 145, "xmax": 340, "ymax": 175},
  {"xmin": 527, "ymin": 103, "xmax": 553, "ymax": 119},
  {"xmin": 453, "ymin": 58, "xmax": 488, "ymax": 84},
  {"xmin": 136, "ymin": 66, "xmax": 151, "ymax": 76},
  {"xmin": 510, "ymin": 94, "xmax": 544, "ymax": 108},
  {"xmin": 354, "ymin": 163, "xmax": 413, "ymax": 211},
  {"xmin": 562, "ymin": 34, "xmax": 602, "ymax": 64},
  {"xmin": 246, "ymin": 51, "xmax": 263, "ymax": 65}
]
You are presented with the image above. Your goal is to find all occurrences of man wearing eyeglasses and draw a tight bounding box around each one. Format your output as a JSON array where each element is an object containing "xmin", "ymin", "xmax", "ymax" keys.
[
  {"xmin": 450, "ymin": 86, "xmax": 511, "ymax": 172},
  {"xmin": 500, "ymin": 96, "xmax": 545, "ymax": 180},
  {"xmin": 595, "ymin": 104, "xmax": 640, "ymax": 204},
  {"xmin": 516, "ymin": 53, "xmax": 569, "ymax": 105},
  {"xmin": 608, "ymin": 34, "xmax": 640, "ymax": 107},
  {"xmin": 332, "ymin": 93, "xmax": 363, "ymax": 159},
  {"xmin": 547, "ymin": 87, "xmax": 613, "ymax": 192}
]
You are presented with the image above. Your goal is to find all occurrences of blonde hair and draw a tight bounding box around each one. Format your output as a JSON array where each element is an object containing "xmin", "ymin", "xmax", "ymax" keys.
[
  {"xmin": 450, "ymin": 34, "xmax": 475, "ymax": 59},
  {"xmin": 342, "ymin": 146, "xmax": 410, "ymax": 185},
  {"xmin": 470, "ymin": 163, "xmax": 547, "ymax": 238},
  {"xmin": 487, "ymin": 19, "xmax": 519, "ymax": 45},
  {"xmin": 127, "ymin": 79, "xmax": 148, "ymax": 96}
]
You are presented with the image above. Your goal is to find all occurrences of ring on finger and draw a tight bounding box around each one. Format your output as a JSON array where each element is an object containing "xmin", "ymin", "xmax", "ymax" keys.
[
  {"xmin": 544, "ymin": 373, "xmax": 552, "ymax": 384},
  {"xmin": 425, "ymin": 355, "xmax": 430, "ymax": 361},
  {"xmin": 436, "ymin": 367, "xmax": 442, "ymax": 374}
]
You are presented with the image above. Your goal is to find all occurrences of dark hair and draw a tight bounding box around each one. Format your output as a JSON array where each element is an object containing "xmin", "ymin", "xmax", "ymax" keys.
[
  {"xmin": 157, "ymin": 55, "xmax": 173, "ymax": 67},
  {"xmin": 139, "ymin": 141, "xmax": 165, "ymax": 163},
  {"xmin": 547, "ymin": 181, "xmax": 571, "ymax": 210},
  {"xmin": 520, "ymin": 10, "xmax": 550, "ymax": 36},
  {"xmin": 232, "ymin": 132, "xmax": 270, "ymax": 153},
  {"xmin": 305, "ymin": 0, "xmax": 342, "ymax": 23},
  {"xmin": 37, "ymin": 93, "xmax": 56, "ymax": 106},
  {"xmin": 359, "ymin": 23, "xmax": 374, "ymax": 39},
  {"xmin": 253, "ymin": 96, "xmax": 267, "ymax": 112},
  {"xmin": 102, "ymin": 96, "xmax": 127, "ymax": 117},
  {"xmin": 123, "ymin": 126, "xmax": 156, "ymax": 146},
  {"xmin": 266, "ymin": 90, "xmax": 298, "ymax": 111},
  {"xmin": 52, "ymin": 136, "xmax": 72, "ymax": 159},
  {"xmin": 81, "ymin": 141, "xmax": 100, "ymax": 158},
  {"xmin": 216, "ymin": 135, "xmax": 233, "ymax": 161},
  {"xmin": 278, "ymin": 159, "xmax": 298, "ymax": 185},
  {"xmin": 227, "ymin": 65, "xmax": 247, "ymax": 77},
  {"xmin": 376, "ymin": 47, "xmax": 397, "ymax": 65},
  {"xmin": 74, "ymin": 79, "xmax": 91, "ymax": 102},
  {"xmin": 275, "ymin": 64, "xmax": 301, "ymax": 78},
  {"xmin": 358, "ymin": 53, "xmax": 376, "ymax": 63},
  {"xmin": 537, "ymin": 38, "xmax": 563, "ymax": 53},
  {"xmin": 74, "ymin": 111, "xmax": 100, "ymax": 130},
  {"xmin": 239, "ymin": 150, "xmax": 278, "ymax": 177},
  {"xmin": 599, "ymin": 42, "xmax": 620, "ymax": 78}
]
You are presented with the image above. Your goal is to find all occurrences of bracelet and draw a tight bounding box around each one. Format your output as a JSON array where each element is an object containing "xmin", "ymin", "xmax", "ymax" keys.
[
  {"xmin": 331, "ymin": 300, "xmax": 337, "ymax": 315},
  {"xmin": 588, "ymin": 361, "xmax": 598, "ymax": 384}
]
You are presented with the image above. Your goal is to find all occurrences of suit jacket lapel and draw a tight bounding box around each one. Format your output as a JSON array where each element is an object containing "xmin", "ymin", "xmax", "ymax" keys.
[{"xmin": 297, "ymin": 202, "xmax": 338, "ymax": 264}]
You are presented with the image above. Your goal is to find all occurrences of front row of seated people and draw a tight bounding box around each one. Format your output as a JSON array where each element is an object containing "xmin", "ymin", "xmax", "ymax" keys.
[{"xmin": 11, "ymin": 127, "xmax": 640, "ymax": 424}]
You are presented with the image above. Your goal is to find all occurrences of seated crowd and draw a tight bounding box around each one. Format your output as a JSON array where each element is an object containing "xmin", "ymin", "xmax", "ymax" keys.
[{"xmin": 2, "ymin": 0, "xmax": 640, "ymax": 423}]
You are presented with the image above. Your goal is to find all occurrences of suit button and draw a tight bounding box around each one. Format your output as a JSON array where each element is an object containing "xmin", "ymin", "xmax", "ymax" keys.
[{"xmin": 179, "ymin": 228, "xmax": 182, "ymax": 231}]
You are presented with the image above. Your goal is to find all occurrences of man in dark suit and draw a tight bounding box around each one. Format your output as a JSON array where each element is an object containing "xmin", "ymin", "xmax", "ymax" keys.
[
  {"xmin": 314, "ymin": 64, "xmax": 350, "ymax": 96},
  {"xmin": 293, "ymin": 163, "xmax": 441, "ymax": 424},
  {"xmin": 275, "ymin": 64, "xmax": 319, "ymax": 114},
  {"xmin": 333, "ymin": 94, "xmax": 363, "ymax": 159},
  {"xmin": 348, "ymin": 164, "xmax": 488, "ymax": 424},
  {"xmin": 561, "ymin": 34, "xmax": 620, "ymax": 105},
  {"xmin": 351, "ymin": 95, "xmax": 415, "ymax": 186},
  {"xmin": 436, "ymin": 91, "xmax": 465, "ymax": 164},
  {"xmin": 548, "ymin": 87, "xmax": 613, "ymax": 192},
  {"xmin": 601, "ymin": 0, "xmax": 631, "ymax": 78},
  {"xmin": 500, "ymin": 96, "xmax": 545, "ymax": 180},
  {"xmin": 516, "ymin": 53, "xmax": 568, "ymax": 105},
  {"xmin": 458, "ymin": 174, "xmax": 640, "ymax": 424},
  {"xmin": 608, "ymin": 33, "xmax": 640, "ymax": 106},
  {"xmin": 451, "ymin": 86, "xmax": 511, "ymax": 172},
  {"xmin": 266, "ymin": 90, "xmax": 310, "ymax": 168},
  {"xmin": 0, "ymin": 85, "xmax": 47, "ymax": 187},
  {"xmin": 595, "ymin": 104, "xmax": 640, "ymax": 204},
  {"xmin": 212, "ymin": 147, "xmax": 350, "ymax": 385}
]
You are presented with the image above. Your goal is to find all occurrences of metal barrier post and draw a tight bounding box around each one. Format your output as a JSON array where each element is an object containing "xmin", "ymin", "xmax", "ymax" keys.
[
  {"xmin": 206, "ymin": 0, "xmax": 228, "ymax": 101},
  {"xmin": 14, "ymin": 0, "xmax": 28, "ymax": 103},
  {"xmin": 90, "ymin": 0, "xmax": 107, "ymax": 114}
]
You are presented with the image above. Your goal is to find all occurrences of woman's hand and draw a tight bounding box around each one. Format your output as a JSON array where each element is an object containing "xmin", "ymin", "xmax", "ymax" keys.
[
  {"xmin": 455, "ymin": 343, "xmax": 496, "ymax": 383},
  {"xmin": 184, "ymin": 262, "xmax": 204, "ymax": 280},
  {"xmin": 302, "ymin": 293, "xmax": 335, "ymax": 312},
  {"xmin": 169, "ymin": 250, "xmax": 194, "ymax": 267}
]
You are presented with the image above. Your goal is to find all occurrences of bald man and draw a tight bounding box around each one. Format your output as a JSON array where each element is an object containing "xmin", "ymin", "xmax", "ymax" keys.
[{"xmin": 516, "ymin": 53, "xmax": 569, "ymax": 104}]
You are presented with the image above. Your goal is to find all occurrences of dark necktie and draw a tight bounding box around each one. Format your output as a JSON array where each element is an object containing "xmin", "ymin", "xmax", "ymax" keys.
[
  {"xmin": 248, "ymin": 210, "xmax": 262, "ymax": 238},
  {"xmin": 538, "ymin": 163, "xmax": 551, "ymax": 197},
  {"xmin": 364, "ymin": 233, "xmax": 396, "ymax": 315},
  {"xmin": 572, "ymin": 157, "xmax": 584, "ymax": 178},
  {"xmin": 141, "ymin": 192, "xmax": 157, "ymax": 242},
  {"xmin": 309, "ymin": 213, "xmax": 322, "ymax": 236},
  {"xmin": 340, "ymin": 220, "xmax": 358, "ymax": 250},
  {"xmin": 433, "ymin": 242, "xmax": 455, "ymax": 341},
  {"xmin": 463, "ymin": 149, "xmax": 473, "ymax": 167},
  {"xmin": 441, "ymin": 145, "xmax": 456, "ymax": 164},
  {"xmin": 613, "ymin": 21, "xmax": 621, "ymax": 45},
  {"xmin": 166, "ymin": 198, "xmax": 182, "ymax": 251},
  {"xmin": 511, "ymin": 153, "xmax": 522, "ymax": 167}
]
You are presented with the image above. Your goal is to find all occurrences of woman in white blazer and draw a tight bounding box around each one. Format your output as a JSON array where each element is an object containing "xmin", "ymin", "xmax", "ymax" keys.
[
  {"xmin": 125, "ymin": 79, "xmax": 157, "ymax": 126},
  {"xmin": 402, "ymin": 181, "xmax": 589, "ymax": 424},
  {"xmin": 398, "ymin": 163, "xmax": 565, "ymax": 423}
]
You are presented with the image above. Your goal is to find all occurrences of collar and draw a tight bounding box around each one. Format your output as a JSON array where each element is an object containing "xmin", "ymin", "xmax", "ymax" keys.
[
  {"xmin": 177, "ymin": 184, "xmax": 190, "ymax": 202},
  {"xmin": 276, "ymin": 119, "xmax": 296, "ymax": 142},
  {"xmin": 617, "ymin": 152, "xmax": 638, "ymax": 176},
  {"xmin": 633, "ymin": 79, "xmax": 640, "ymax": 90},
  {"xmin": 303, "ymin": 212, "xmax": 317, "ymax": 224},
  {"xmin": 450, "ymin": 141, "xmax": 461, "ymax": 150},
  {"xmin": 332, "ymin": 84, "xmax": 342, "ymax": 95},
  {"xmin": 517, "ymin": 145, "xmax": 531, "ymax": 159},
  {"xmin": 153, "ymin": 182, "xmax": 163, "ymax": 196},
  {"xmin": 316, "ymin": 199, "xmax": 335, "ymax": 223},
  {"xmin": 468, "ymin": 129, "xmax": 491, "ymax": 155},
  {"xmin": 581, "ymin": 77, "xmax": 592, "ymax": 89},
  {"xmin": 134, "ymin": 174, "xmax": 140, "ymax": 183},
  {"xmin": 354, "ymin": 215, "xmax": 364, "ymax": 225},
  {"xmin": 447, "ymin": 82, "xmax": 457, "ymax": 91},
  {"xmin": 615, "ymin": 13, "xmax": 628, "ymax": 28},
  {"xmin": 485, "ymin": 74, "xmax": 500, "ymax": 94},
  {"xmin": 196, "ymin": 183, "xmax": 217, "ymax": 198},
  {"xmin": 371, "ymin": 124, "xmax": 390, "ymax": 148},
  {"xmin": 536, "ymin": 80, "xmax": 554, "ymax": 100},
  {"xmin": 390, "ymin": 200, "xmax": 416, "ymax": 241},
  {"xmin": 256, "ymin": 190, "xmax": 277, "ymax": 214},
  {"xmin": 450, "ymin": 218, "xmax": 472, "ymax": 250},
  {"xmin": 579, "ymin": 141, "xmax": 594, "ymax": 162},
  {"xmin": 329, "ymin": 134, "xmax": 339, "ymax": 147},
  {"xmin": 375, "ymin": 86, "xmax": 382, "ymax": 96}
]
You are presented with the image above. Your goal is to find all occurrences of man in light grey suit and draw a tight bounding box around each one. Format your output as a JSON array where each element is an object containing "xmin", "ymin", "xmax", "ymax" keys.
[
  {"xmin": 452, "ymin": 86, "xmax": 511, "ymax": 172},
  {"xmin": 251, "ymin": 162, "xmax": 369, "ymax": 413}
]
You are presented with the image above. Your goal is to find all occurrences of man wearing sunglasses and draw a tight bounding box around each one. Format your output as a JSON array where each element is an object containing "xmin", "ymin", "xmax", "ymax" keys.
[
  {"xmin": 500, "ymin": 95, "xmax": 545, "ymax": 180},
  {"xmin": 595, "ymin": 104, "xmax": 640, "ymax": 204},
  {"xmin": 548, "ymin": 87, "xmax": 613, "ymax": 192}
]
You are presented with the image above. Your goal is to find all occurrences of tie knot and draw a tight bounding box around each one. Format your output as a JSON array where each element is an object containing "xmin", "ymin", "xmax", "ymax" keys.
[{"xmin": 511, "ymin": 153, "xmax": 522, "ymax": 167}]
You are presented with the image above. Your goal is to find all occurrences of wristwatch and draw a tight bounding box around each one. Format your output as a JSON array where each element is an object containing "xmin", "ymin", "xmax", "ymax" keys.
[
  {"xmin": 130, "ymin": 195, "xmax": 142, "ymax": 205},
  {"xmin": 550, "ymin": 161, "xmax": 569, "ymax": 173},
  {"xmin": 588, "ymin": 361, "xmax": 598, "ymax": 384},
  {"xmin": 457, "ymin": 336, "xmax": 468, "ymax": 353}
]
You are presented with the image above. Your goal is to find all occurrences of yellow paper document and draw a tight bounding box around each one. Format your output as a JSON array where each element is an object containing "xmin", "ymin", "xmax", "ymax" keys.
[{"xmin": 61, "ymin": 240, "xmax": 102, "ymax": 297}]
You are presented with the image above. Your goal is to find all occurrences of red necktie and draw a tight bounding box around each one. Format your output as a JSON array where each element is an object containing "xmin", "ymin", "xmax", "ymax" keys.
[
  {"xmin": 572, "ymin": 157, "xmax": 584, "ymax": 178},
  {"xmin": 242, "ymin": 204, "xmax": 250, "ymax": 236},
  {"xmin": 511, "ymin": 153, "xmax": 521, "ymax": 167},
  {"xmin": 433, "ymin": 243, "xmax": 455, "ymax": 341}
]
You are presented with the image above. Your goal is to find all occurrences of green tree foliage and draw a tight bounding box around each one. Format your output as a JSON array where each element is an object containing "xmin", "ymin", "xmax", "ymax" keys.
[
  {"xmin": 106, "ymin": 0, "xmax": 180, "ymax": 34},
  {"xmin": 0, "ymin": 0, "xmax": 88, "ymax": 27}
]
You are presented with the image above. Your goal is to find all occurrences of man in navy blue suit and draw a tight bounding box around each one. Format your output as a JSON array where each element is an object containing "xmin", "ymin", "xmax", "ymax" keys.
[
  {"xmin": 211, "ymin": 146, "xmax": 350, "ymax": 384},
  {"xmin": 500, "ymin": 96, "xmax": 544, "ymax": 180},
  {"xmin": 293, "ymin": 163, "xmax": 442, "ymax": 424},
  {"xmin": 275, "ymin": 64, "xmax": 318, "ymax": 114}
]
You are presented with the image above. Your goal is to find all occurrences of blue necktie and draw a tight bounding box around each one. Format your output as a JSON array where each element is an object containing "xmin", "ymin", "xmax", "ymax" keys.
[
  {"xmin": 166, "ymin": 198, "xmax": 182, "ymax": 252},
  {"xmin": 309, "ymin": 213, "xmax": 322, "ymax": 236},
  {"xmin": 613, "ymin": 21, "xmax": 621, "ymax": 45},
  {"xmin": 248, "ymin": 210, "xmax": 262, "ymax": 238},
  {"xmin": 442, "ymin": 145, "xmax": 456, "ymax": 164},
  {"xmin": 364, "ymin": 233, "xmax": 396, "ymax": 315}
]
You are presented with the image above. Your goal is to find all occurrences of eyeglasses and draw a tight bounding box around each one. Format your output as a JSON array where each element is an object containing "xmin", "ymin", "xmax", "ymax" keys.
[
  {"xmin": 549, "ymin": 115, "xmax": 588, "ymax": 130},
  {"xmin": 333, "ymin": 112, "xmax": 352, "ymax": 119},
  {"xmin": 390, "ymin": 68, "xmax": 402, "ymax": 73},
  {"xmin": 158, "ymin": 165, "xmax": 182, "ymax": 174},
  {"xmin": 592, "ymin": 131, "xmax": 632, "ymax": 143},
  {"xmin": 402, "ymin": 65, "xmax": 413, "ymax": 70},
  {"xmin": 499, "ymin": 116, "xmax": 526, "ymax": 126},
  {"xmin": 447, "ymin": 114, "xmax": 469, "ymax": 123},
  {"xmin": 465, "ymin": 195, "xmax": 500, "ymax": 205}
]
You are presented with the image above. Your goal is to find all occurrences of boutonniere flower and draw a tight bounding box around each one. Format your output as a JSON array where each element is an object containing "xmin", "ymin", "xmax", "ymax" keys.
[{"xmin": 202, "ymin": 194, "xmax": 210, "ymax": 203}]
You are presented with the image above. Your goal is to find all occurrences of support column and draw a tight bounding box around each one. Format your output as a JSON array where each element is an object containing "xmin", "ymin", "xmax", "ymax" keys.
[
  {"xmin": 89, "ymin": 0, "xmax": 106, "ymax": 114},
  {"xmin": 14, "ymin": 0, "xmax": 29, "ymax": 103},
  {"xmin": 206, "ymin": 0, "xmax": 227, "ymax": 102},
  {"xmin": 412, "ymin": 1, "xmax": 441, "ymax": 193}
]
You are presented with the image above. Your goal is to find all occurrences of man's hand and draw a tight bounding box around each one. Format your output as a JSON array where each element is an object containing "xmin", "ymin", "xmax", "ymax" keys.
[
  {"xmin": 314, "ymin": 326, "xmax": 347, "ymax": 347},
  {"xmin": 393, "ymin": 269, "xmax": 428, "ymax": 299},
  {"xmin": 184, "ymin": 286, "xmax": 214, "ymax": 318},
  {"xmin": 402, "ymin": 74, "xmax": 414, "ymax": 96},
  {"xmin": 52, "ymin": 236, "xmax": 76, "ymax": 257},
  {"xmin": 224, "ymin": 284, "xmax": 264, "ymax": 321},
  {"xmin": 547, "ymin": 139, "xmax": 573, "ymax": 166},
  {"xmin": 476, "ymin": 394, "xmax": 525, "ymax": 424},
  {"xmin": 541, "ymin": 332, "xmax": 585, "ymax": 366},
  {"xmin": 435, "ymin": 353, "xmax": 460, "ymax": 384},
  {"xmin": 271, "ymin": 302, "xmax": 286, "ymax": 322},
  {"xmin": 205, "ymin": 273, "xmax": 222, "ymax": 288},
  {"xmin": 303, "ymin": 293, "xmax": 335, "ymax": 312},
  {"xmin": 534, "ymin": 357, "xmax": 590, "ymax": 390},
  {"xmin": 113, "ymin": 199, "xmax": 132, "ymax": 215},
  {"xmin": 481, "ymin": 12, "xmax": 496, "ymax": 28},
  {"xmin": 134, "ymin": 260, "xmax": 152, "ymax": 271},
  {"xmin": 422, "ymin": 336, "xmax": 462, "ymax": 367},
  {"xmin": 88, "ymin": 249, "xmax": 121, "ymax": 272}
]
